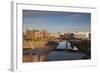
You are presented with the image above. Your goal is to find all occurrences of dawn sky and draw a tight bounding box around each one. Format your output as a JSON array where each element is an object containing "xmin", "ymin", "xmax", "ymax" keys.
[{"xmin": 23, "ymin": 10, "xmax": 91, "ymax": 33}]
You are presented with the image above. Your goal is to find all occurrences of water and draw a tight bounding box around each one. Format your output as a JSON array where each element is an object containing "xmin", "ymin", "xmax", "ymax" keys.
[
  {"xmin": 29, "ymin": 41, "xmax": 35, "ymax": 49},
  {"xmin": 56, "ymin": 41, "xmax": 66, "ymax": 49},
  {"xmin": 47, "ymin": 40, "xmax": 87, "ymax": 61},
  {"xmin": 67, "ymin": 42, "xmax": 72, "ymax": 49},
  {"xmin": 56, "ymin": 41, "xmax": 72, "ymax": 49},
  {"xmin": 23, "ymin": 41, "xmax": 88, "ymax": 62},
  {"xmin": 47, "ymin": 51, "xmax": 86, "ymax": 61}
]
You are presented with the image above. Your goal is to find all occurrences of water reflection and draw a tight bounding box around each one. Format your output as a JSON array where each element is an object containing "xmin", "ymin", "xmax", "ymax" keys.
[
  {"xmin": 56, "ymin": 41, "xmax": 66, "ymax": 49},
  {"xmin": 73, "ymin": 46, "xmax": 78, "ymax": 51},
  {"xmin": 67, "ymin": 42, "xmax": 72, "ymax": 49},
  {"xmin": 47, "ymin": 41, "xmax": 85, "ymax": 61},
  {"xmin": 47, "ymin": 51, "xmax": 86, "ymax": 61},
  {"xmin": 23, "ymin": 40, "xmax": 88, "ymax": 62}
]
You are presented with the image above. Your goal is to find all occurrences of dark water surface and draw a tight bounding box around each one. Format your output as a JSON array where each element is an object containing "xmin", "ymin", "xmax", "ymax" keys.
[
  {"xmin": 47, "ymin": 41, "xmax": 87, "ymax": 61},
  {"xmin": 47, "ymin": 51, "xmax": 86, "ymax": 61},
  {"xmin": 23, "ymin": 41, "xmax": 89, "ymax": 61}
]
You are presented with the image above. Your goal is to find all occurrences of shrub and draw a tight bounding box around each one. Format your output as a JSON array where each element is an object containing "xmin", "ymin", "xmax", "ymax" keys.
[{"xmin": 77, "ymin": 40, "xmax": 91, "ymax": 57}]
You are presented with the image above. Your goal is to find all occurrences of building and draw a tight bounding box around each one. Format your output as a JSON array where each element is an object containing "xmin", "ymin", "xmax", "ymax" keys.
[
  {"xmin": 73, "ymin": 32, "xmax": 90, "ymax": 39},
  {"xmin": 25, "ymin": 28, "xmax": 33, "ymax": 41},
  {"xmin": 24, "ymin": 28, "xmax": 52, "ymax": 41}
]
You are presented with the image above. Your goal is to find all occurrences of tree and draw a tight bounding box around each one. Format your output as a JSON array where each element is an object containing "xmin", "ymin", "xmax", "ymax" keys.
[
  {"xmin": 70, "ymin": 33, "xmax": 74, "ymax": 39},
  {"xmin": 77, "ymin": 40, "xmax": 91, "ymax": 57}
]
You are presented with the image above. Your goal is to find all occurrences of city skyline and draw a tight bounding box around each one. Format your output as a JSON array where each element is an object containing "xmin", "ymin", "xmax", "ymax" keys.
[{"xmin": 23, "ymin": 10, "xmax": 91, "ymax": 33}]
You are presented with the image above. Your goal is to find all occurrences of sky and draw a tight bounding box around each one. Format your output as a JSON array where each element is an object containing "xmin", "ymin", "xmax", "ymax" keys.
[{"xmin": 23, "ymin": 10, "xmax": 91, "ymax": 33}]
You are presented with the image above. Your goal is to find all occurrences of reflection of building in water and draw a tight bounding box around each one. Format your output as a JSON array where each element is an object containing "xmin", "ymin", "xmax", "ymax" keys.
[
  {"xmin": 72, "ymin": 46, "xmax": 78, "ymax": 51},
  {"xmin": 67, "ymin": 42, "xmax": 72, "ymax": 49}
]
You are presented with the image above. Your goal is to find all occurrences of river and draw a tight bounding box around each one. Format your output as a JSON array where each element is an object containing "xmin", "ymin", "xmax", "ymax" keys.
[
  {"xmin": 47, "ymin": 41, "xmax": 88, "ymax": 61},
  {"xmin": 23, "ymin": 41, "xmax": 89, "ymax": 62}
]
